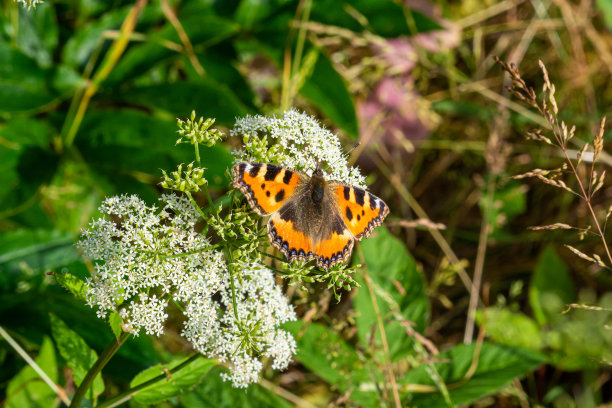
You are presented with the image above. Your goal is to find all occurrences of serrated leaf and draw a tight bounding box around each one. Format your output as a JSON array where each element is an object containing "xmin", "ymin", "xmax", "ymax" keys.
[
  {"xmin": 109, "ymin": 312, "xmax": 123, "ymax": 340},
  {"xmin": 355, "ymin": 227, "xmax": 429, "ymax": 360},
  {"xmin": 130, "ymin": 357, "xmax": 217, "ymax": 403},
  {"xmin": 54, "ymin": 272, "xmax": 87, "ymax": 301},
  {"xmin": 399, "ymin": 342, "xmax": 546, "ymax": 407},
  {"xmin": 5, "ymin": 337, "xmax": 58, "ymax": 408},
  {"xmin": 529, "ymin": 246, "xmax": 574, "ymax": 326},
  {"xmin": 49, "ymin": 314, "xmax": 105, "ymax": 397}
]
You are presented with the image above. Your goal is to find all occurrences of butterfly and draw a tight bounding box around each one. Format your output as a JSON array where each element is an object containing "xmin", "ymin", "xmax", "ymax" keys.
[{"xmin": 232, "ymin": 162, "xmax": 389, "ymax": 270}]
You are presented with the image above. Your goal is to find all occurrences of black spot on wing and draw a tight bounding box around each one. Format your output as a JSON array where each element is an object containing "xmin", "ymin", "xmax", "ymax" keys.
[
  {"xmin": 261, "ymin": 183, "xmax": 265, "ymax": 189},
  {"xmin": 248, "ymin": 163, "xmax": 261, "ymax": 178},
  {"xmin": 369, "ymin": 193, "xmax": 378, "ymax": 209},
  {"xmin": 264, "ymin": 165, "xmax": 281, "ymax": 181},
  {"xmin": 266, "ymin": 191, "xmax": 270, "ymax": 197},
  {"xmin": 283, "ymin": 170, "xmax": 293, "ymax": 184},
  {"xmin": 238, "ymin": 162, "xmax": 247, "ymax": 175},
  {"xmin": 275, "ymin": 189, "xmax": 285, "ymax": 202},
  {"xmin": 354, "ymin": 188, "xmax": 365, "ymax": 206},
  {"xmin": 343, "ymin": 186, "xmax": 351, "ymax": 200},
  {"xmin": 346, "ymin": 206, "xmax": 353, "ymax": 221}
]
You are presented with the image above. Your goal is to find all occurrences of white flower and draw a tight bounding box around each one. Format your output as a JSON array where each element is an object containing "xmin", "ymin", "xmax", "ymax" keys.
[
  {"xmin": 182, "ymin": 262, "xmax": 297, "ymax": 388},
  {"xmin": 231, "ymin": 108, "xmax": 366, "ymax": 188},
  {"xmin": 77, "ymin": 194, "xmax": 218, "ymax": 333},
  {"xmin": 77, "ymin": 194, "xmax": 297, "ymax": 387}
]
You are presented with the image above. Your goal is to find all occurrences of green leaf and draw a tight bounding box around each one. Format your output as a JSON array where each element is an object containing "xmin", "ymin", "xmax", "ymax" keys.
[
  {"xmin": 15, "ymin": 1, "xmax": 58, "ymax": 67},
  {"xmin": 285, "ymin": 320, "xmax": 380, "ymax": 406},
  {"xmin": 49, "ymin": 314, "xmax": 105, "ymax": 397},
  {"xmin": 299, "ymin": 49, "xmax": 358, "ymax": 138},
  {"xmin": 105, "ymin": 14, "xmax": 239, "ymax": 85},
  {"xmin": 62, "ymin": 7, "xmax": 130, "ymax": 68},
  {"xmin": 0, "ymin": 230, "xmax": 79, "ymax": 275},
  {"xmin": 233, "ymin": 0, "xmax": 293, "ymax": 28},
  {"xmin": 0, "ymin": 43, "xmax": 59, "ymax": 113},
  {"xmin": 0, "ymin": 117, "xmax": 55, "ymax": 148},
  {"xmin": 112, "ymin": 80, "xmax": 251, "ymax": 124},
  {"xmin": 480, "ymin": 180, "xmax": 527, "ymax": 237},
  {"xmin": 54, "ymin": 272, "xmax": 87, "ymax": 301},
  {"xmin": 597, "ymin": 0, "xmax": 612, "ymax": 29},
  {"xmin": 130, "ymin": 357, "xmax": 216, "ymax": 403},
  {"xmin": 354, "ymin": 227, "xmax": 429, "ymax": 360},
  {"xmin": 529, "ymin": 246, "xmax": 574, "ymax": 326},
  {"xmin": 180, "ymin": 366, "xmax": 292, "ymax": 408},
  {"xmin": 5, "ymin": 337, "xmax": 58, "ymax": 408},
  {"xmin": 77, "ymin": 109, "xmax": 233, "ymax": 190},
  {"xmin": 476, "ymin": 307, "xmax": 543, "ymax": 351},
  {"xmin": 0, "ymin": 119, "xmax": 57, "ymax": 218},
  {"xmin": 109, "ymin": 312, "xmax": 123, "ymax": 341},
  {"xmin": 399, "ymin": 342, "xmax": 546, "ymax": 407}
]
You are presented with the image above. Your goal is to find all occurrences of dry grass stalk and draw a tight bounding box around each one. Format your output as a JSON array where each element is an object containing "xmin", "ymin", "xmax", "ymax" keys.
[{"xmin": 496, "ymin": 57, "xmax": 612, "ymax": 269}]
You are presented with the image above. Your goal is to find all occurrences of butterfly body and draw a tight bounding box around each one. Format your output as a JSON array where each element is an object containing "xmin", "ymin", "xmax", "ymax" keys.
[{"xmin": 232, "ymin": 162, "xmax": 389, "ymax": 270}]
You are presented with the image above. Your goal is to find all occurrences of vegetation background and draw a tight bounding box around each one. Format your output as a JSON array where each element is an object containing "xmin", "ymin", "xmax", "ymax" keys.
[{"xmin": 1, "ymin": 0, "xmax": 611, "ymax": 406}]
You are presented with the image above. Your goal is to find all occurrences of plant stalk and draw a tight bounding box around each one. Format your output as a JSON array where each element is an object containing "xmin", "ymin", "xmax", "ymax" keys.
[{"xmin": 69, "ymin": 332, "xmax": 130, "ymax": 408}]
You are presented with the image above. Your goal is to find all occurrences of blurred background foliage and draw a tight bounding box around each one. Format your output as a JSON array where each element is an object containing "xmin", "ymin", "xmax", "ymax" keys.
[{"xmin": 1, "ymin": 0, "xmax": 612, "ymax": 406}]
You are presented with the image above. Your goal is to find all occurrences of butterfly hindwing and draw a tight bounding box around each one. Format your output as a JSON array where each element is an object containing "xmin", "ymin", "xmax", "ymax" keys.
[
  {"xmin": 332, "ymin": 183, "xmax": 389, "ymax": 240},
  {"xmin": 268, "ymin": 210, "xmax": 354, "ymax": 270},
  {"xmin": 232, "ymin": 162, "xmax": 305, "ymax": 215}
]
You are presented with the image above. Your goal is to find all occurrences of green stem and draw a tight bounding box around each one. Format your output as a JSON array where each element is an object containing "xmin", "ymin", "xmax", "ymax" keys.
[
  {"xmin": 61, "ymin": 0, "xmax": 149, "ymax": 149},
  {"xmin": 185, "ymin": 191, "xmax": 208, "ymax": 221},
  {"xmin": 224, "ymin": 246, "xmax": 240, "ymax": 321},
  {"xmin": 194, "ymin": 141, "xmax": 201, "ymax": 167},
  {"xmin": 69, "ymin": 332, "xmax": 130, "ymax": 408},
  {"xmin": 96, "ymin": 354, "xmax": 202, "ymax": 408}
]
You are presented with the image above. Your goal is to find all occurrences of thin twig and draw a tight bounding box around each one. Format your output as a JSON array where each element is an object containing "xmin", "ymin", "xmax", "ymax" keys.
[
  {"xmin": 159, "ymin": 0, "xmax": 205, "ymax": 76},
  {"xmin": 0, "ymin": 326, "xmax": 71, "ymax": 406},
  {"xmin": 362, "ymin": 272, "xmax": 402, "ymax": 408}
]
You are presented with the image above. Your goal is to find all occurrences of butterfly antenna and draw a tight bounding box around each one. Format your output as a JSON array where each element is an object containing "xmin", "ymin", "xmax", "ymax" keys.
[{"xmin": 323, "ymin": 142, "xmax": 361, "ymax": 171}]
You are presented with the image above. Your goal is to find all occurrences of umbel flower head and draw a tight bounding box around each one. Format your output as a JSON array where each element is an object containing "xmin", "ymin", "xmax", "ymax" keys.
[
  {"xmin": 231, "ymin": 108, "xmax": 366, "ymax": 188},
  {"xmin": 77, "ymin": 194, "xmax": 296, "ymax": 387}
]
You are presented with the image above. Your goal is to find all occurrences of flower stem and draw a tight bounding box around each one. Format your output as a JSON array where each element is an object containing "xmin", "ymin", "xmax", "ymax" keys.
[
  {"xmin": 69, "ymin": 332, "xmax": 130, "ymax": 408},
  {"xmin": 96, "ymin": 354, "xmax": 202, "ymax": 408}
]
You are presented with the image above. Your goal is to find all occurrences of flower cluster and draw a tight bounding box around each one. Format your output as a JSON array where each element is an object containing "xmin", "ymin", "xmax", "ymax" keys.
[
  {"xmin": 77, "ymin": 194, "xmax": 296, "ymax": 387},
  {"xmin": 231, "ymin": 108, "xmax": 366, "ymax": 188},
  {"xmin": 15, "ymin": 0, "xmax": 44, "ymax": 8},
  {"xmin": 183, "ymin": 262, "xmax": 297, "ymax": 387}
]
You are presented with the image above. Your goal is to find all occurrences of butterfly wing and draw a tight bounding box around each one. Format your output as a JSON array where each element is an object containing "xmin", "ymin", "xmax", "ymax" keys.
[
  {"xmin": 330, "ymin": 183, "xmax": 389, "ymax": 240},
  {"xmin": 232, "ymin": 162, "xmax": 306, "ymax": 215},
  {"xmin": 268, "ymin": 203, "xmax": 354, "ymax": 270}
]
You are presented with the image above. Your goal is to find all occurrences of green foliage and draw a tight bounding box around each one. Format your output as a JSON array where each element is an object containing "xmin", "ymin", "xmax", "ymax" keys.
[
  {"xmin": 5, "ymin": 337, "xmax": 58, "ymax": 408},
  {"xmin": 4, "ymin": 0, "xmax": 603, "ymax": 406},
  {"xmin": 530, "ymin": 246, "xmax": 575, "ymax": 326},
  {"xmin": 399, "ymin": 342, "xmax": 546, "ymax": 407},
  {"xmin": 179, "ymin": 366, "xmax": 292, "ymax": 408},
  {"xmin": 130, "ymin": 357, "xmax": 217, "ymax": 404},
  {"xmin": 49, "ymin": 314, "xmax": 105, "ymax": 397},
  {"xmin": 54, "ymin": 271, "xmax": 87, "ymax": 301},
  {"xmin": 355, "ymin": 227, "xmax": 429, "ymax": 360}
]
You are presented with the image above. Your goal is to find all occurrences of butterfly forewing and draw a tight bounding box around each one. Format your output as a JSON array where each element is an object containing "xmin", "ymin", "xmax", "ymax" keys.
[
  {"xmin": 331, "ymin": 183, "xmax": 390, "ymax": 240},
  {"xmin": 231, "ymin": 162, "xmax": 305, "ymax": 215}
]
